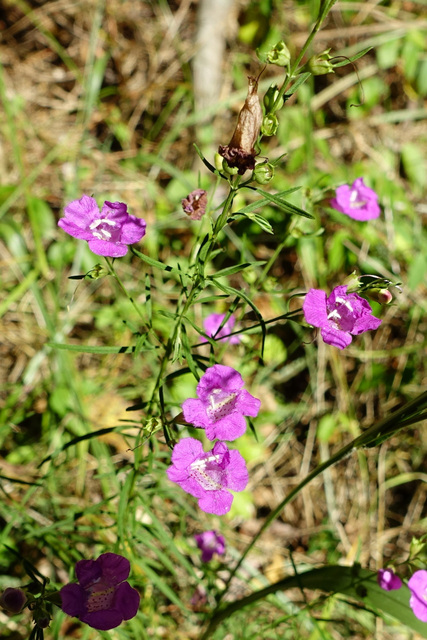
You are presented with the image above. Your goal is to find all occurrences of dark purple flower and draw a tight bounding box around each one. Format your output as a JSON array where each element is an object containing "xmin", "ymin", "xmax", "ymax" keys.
[
  {"xmin": 195, "ymin": 530, "xmax": 226, "ymax": 562},
  {"xmin": 166, "ymin": 438, "xmax": 248, "ymax": 515},
  {"xmin": 60, "ymin": 553, "xmax": 140, "ymax": 630},
  {"xmin": 58, "ymin": 195, "xmax": 146, "ymax": 257},
  {"xmin": 377, "ymin": 569, "xmax": 402, "ymax": 591},
  {"xmin": 0, "ymin": 587, "xmax": 27, "ymax": 613},
  {"xmin": 303, "ymin": 285, "xmax": 382, "ymax": 350},
  {"xmin": 202, "ymin": 313, "xmax": 240, "ymax": 345},
  {"xmin": 408, "ymin": 570, "xmax": 427, "ymax": 622},
  {"xmin": 182, "ymin": 365, "xmax": 260, "ymax": 441},
  {"xmin": 330, "ymin": 178, "xmax": 380, "ymax": 221},
  {"xmin": 182, "ymin": 189, "xmax": 207, "ymax": 220}
]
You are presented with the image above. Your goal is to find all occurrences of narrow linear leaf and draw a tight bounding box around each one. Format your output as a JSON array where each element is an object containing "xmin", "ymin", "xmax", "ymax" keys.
[
  {"xmin": 284, "ymin": 72, "xmax": 311, "ymax": 98},
  {"xmin": 231, "ymin": 211, "xmax": 274, "ymax": 235},
  {"xmin": 48, "ymin": 342, "xmax": 157, "ymax": 354},
  {"xmin": 131, "ymin": 248, "xmax": 184, "ymax": 276},
  {"xmin": 235, "ymin": 187, "xmax": 301, "ymax": 214},
  {"xmin": 213, "ymin": 261, "xmax": 266, "ymax": 278},
  {"xmin": 334, "ymin": 47, "xmax": 373, "ymax": 68},
  {"xmin": 254, "ymin": 188, "xmax": 313, "ymax": 219}
]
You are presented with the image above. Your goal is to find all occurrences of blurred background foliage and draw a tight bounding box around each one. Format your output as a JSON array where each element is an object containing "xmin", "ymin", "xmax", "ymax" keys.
[{"xmin": 0, "ymin": 0, "xmax": 426, "ymax": 638}]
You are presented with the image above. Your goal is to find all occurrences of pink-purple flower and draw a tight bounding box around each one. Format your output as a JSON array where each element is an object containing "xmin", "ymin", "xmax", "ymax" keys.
[
  {"xmin": 195, "ymin": 530, "xmax": 226, "ymax": 562},
  {"xmin": 58, "ymin": 195, "xmax": 146, "ymax": 257},
  {"xmin": 330, "ymin": 178, "xmax": 380, "ymax": 221},
  {"xmin": 408, "ymin": 570, "xmax": 427, "ymax": 622},
  {"xmin": 202, "ymin": 313, "xmax": 240, "ymax": 344},
  {"xmin": 166, "ymin": 438, "xmax": 248, "ymax": 515},
  {"xmin": 182, "ymin": 365, "xmax": 260, "ymax": 441},
  {"xmin": 303, "ymin": 285, "xmax": 382, "ymax": 350},
  {"xmin": 377, "ymin": 568, "xmax": 402, "ymax": 591},
  {"xmin": 0, "ymin": 587, "xmax": 27, "ymax": 613},
  {"xmin": 60, "ymin": 553, "xmax": 140, "ymax": 630}
]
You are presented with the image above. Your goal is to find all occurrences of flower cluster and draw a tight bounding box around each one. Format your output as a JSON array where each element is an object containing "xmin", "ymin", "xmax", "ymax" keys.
[{"xmin": 167, "ymin": 365, "xmax": 260, "ymax": 515}]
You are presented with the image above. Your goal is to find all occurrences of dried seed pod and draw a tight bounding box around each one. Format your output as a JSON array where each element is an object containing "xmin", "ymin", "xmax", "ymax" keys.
[{"xmin": 218, "ymin": 76, "xmax": 262, "ymax": 175}]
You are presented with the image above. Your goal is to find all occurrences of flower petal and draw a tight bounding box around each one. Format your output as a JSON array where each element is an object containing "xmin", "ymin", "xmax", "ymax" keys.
[
  {"xmin": 81, "ymin": 609, "xmax": 124, "ymax": 631},
  {"xmin": 60, "ymin": 583, "xmax": 87, "ymax": 617},
  {"xmin": 97, "ymin": 553, "xmax": 130, "ymax": 585},
  {"xmin": 182, "ymin": 398, "xmax": 210, "ymax": 428},
  {"xmin": 62, "ymin": 195, "xmax": 100, "ymax": 228},
  {"xmin": 113, "ymin": 582, "xmax": 140, "ymax": 620},
  {"xmin": 198, "ymin": 490, "xmax": 233, "ymax": 515},
  {"xmin": 303, "ymin": 289, "xmax": 328, "ymax": 328},
  {"xmin": 320, "ymin": 326, "xmax": 352, "ymax": 350},
  {"xmin": 204, "ymin": 412, "xmax": 247, "ymax": 441},
  {"xmin": 87, "ymin": 238, "xmax": 128, "ymax": 257}
]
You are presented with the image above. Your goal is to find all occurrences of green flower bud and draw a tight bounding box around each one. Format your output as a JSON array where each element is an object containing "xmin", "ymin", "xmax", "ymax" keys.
[
  {"xmin": 308, "ymin": 49, "xmax": 334, "ymax": 75},
  {"xmin": 214, "ymin": 153, "xmax": 224, "ymax": 172},
  {"xmin": 266, "ymin": 41, "xmax": 291, "ymax": 67},
  {"xmin": 261, "ymin": 113, "xmax": 279, "ymax": 137},
  {"xmin": 342, "ymin": 271, "xmax": 361, "ymax": 293},
  {"xmin": 253, "ymin": 162, "xmax": 275, "ymax": 185},
  {"xmin": 263, "ymin": 85, "xmax": 284, "ymax": 112}
]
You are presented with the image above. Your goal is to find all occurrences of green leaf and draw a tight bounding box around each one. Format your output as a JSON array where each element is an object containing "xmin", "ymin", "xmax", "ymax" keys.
[
  {"xmin": 48, "ymin": 342, "xmax": 157, "ymax": 354},
  {"xmin": 252, "ymin": 187, "xmax": 313, "ymax": 219},
  {"xmin": 285, "ymin": 72, "xmax": 311, "ymax": 98},
  {"xmin": 213, "ymin": 261, "xmax": 266, "ymax": 278},
  {"xmin": 231, "ymin": 211, "xmax": 274, "ymax": 234},
  {"xmin": 131, "ymin": 248, "xmax": 185, "ymax": 275},
  {"xmin": 334, "ymin": 47, "xmax": 373, "ymax": 68},
  {"xmin": 235, "ymin": 187, "xmax": 301, "ymax": 214}
]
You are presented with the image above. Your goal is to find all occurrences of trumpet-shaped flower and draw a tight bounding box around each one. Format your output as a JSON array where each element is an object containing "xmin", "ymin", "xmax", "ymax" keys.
[
  {"xmin": 58, "ymin": 195, "xmax": 146, "ymax": 257},
  {"xmin": 202, "ymin": 313, "xmax": 240, "ymax": 344},
  {"xmin": 60, "ymin": 553, "xmax": 140, "ymax": 630},
  {"xmin": 303, "ymin": 285, "xmax": 382, "ymax": 350},
  {"xmin": 330, "ymin": 178, "xmax": 380, "ymax": 221},
  {"xmin": 408, "ymin": 570, "xmax": 427, "ymax": 622},
  {"xmin": 377, "ymin": 569, "xmax": 402, "ymax": 591},
  {"xmin": 182, "ymin": 365, "xmax": 260, "ymax": 441},
  {"xmin": 167, "ymin": 438, "xmax": 248, "ymax": 515},
  {"xmin": 194, "ymin": 530, "xmax": 226, "ymax": 562}
]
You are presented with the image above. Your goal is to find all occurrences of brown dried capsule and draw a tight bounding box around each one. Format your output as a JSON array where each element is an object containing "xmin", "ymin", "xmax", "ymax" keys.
[
  {"xmin": 218, "ymin": 76, "xmax": 262, "ymax": 175},
  {"xmin": 182, "ymin": 189, "xmax": 208, "ymax": 220}
]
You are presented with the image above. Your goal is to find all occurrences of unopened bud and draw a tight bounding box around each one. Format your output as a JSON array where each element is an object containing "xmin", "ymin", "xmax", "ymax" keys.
[
  {"xmin": 263, "ymin": 85, "xmax": 284, "ymax": 112},
  {"xmin": 308, "ymin": 49, "xmax": 334, "ymax": 75},
  {"xmin": 261, "ymin": 114, "xmax": 279, "ymax": 137},
  {"xmin": 368, "ymin": 289, "xmax": 393, "ymax": 305},
  {"xmin": 0, "ymin": 587, "xmax": 27, "ymax": 613},
  {"xmin": 266, "ymin": 41, "xmax": 291, "ymax": 67},
  {"xmin": 253, "ymin": 162, "xmax": 275, "ymax": 185},
  {"xmin": 221, "ymin": 159, "xmax": 239, "ymax": 176}
]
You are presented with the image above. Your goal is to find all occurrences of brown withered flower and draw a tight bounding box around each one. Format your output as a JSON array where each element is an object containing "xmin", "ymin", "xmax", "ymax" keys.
[
  {"xmin": 218, "ymin": 76, "xmax": 262, "ymax": 175},
  {"xmin": 182, "ymin": 189, "xmax": 208, "ymax": 220}
]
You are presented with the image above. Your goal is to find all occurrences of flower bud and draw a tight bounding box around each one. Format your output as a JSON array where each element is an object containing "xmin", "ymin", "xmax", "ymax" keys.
[
  {"xmin": 367, "ymin": 289, "xmax": 393, "ymax": 305},
  {"xmin": 342, "ymin": 272, "xmax": 361, "ymax": 293},
  {"xmin": 221, "ymin": 159, "xmax": 240, "ymax": 176},
  {"xmin": 263, "ymin": 85, "xmax": 284, "ymax": 112},
  {"xmin": 261, "ymin": 114, "xmax": 279, "ymax": 137},
  {"xmin": 218, "ymin": 76, "xmax": 262, "ymax": 175},
  {"xmin": 253, "ymin": 162, "xmax": 275, "ymax": 185},
  {"xmin": 266, "ymin": 41, "xmax": 291, "ymax": 67},
  {"xmin": 0, "ymin": 587, "xmax": 27, "ymax": 613},
  {"xmin": 308, "ymin": 49, "xmax": 334, "ymax": 75}
]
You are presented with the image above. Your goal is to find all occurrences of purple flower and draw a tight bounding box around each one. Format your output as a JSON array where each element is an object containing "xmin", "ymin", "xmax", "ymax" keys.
[
  {"xmin": 303, "ymin": 285, "xmax": 382, "ymax": 350},
  {"xmin": 182, "ymin": 189, "xmax": 207, "ymax": 220},
  {"xmin": 408, "ymin": 570, "xmax": 427, "ymax": 622},
  {"xmin": 195, "ymin": 530, "xmax": 226, "ymax": 562},
  {"xmin": 58, "ymin": 195, "xmax": 146, "ymax": 257},
  {"xmin": 0, "ymin": 587, "xmax": 27, "ymax": 613},
  {"xmin": 182, "ymin": 365, "xmax": 260, "ymax": 441},
  {"xmin": 377, "ymin": 569, "xmax": 402, "ymax": 591},
  {"xmin": 60, "ymin": 552, "xmax": 140, "ymax": 630},
  {"xmin": 202, "ymin": 313, "xmax": 240, "ymax": 345},
  {"xmin": 166, "ymin": 437, "xmax": 248, "ymax": 515},
  {"xmin": 330, "ymin": 178, "xmax": 380, "ymax": 221}
]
